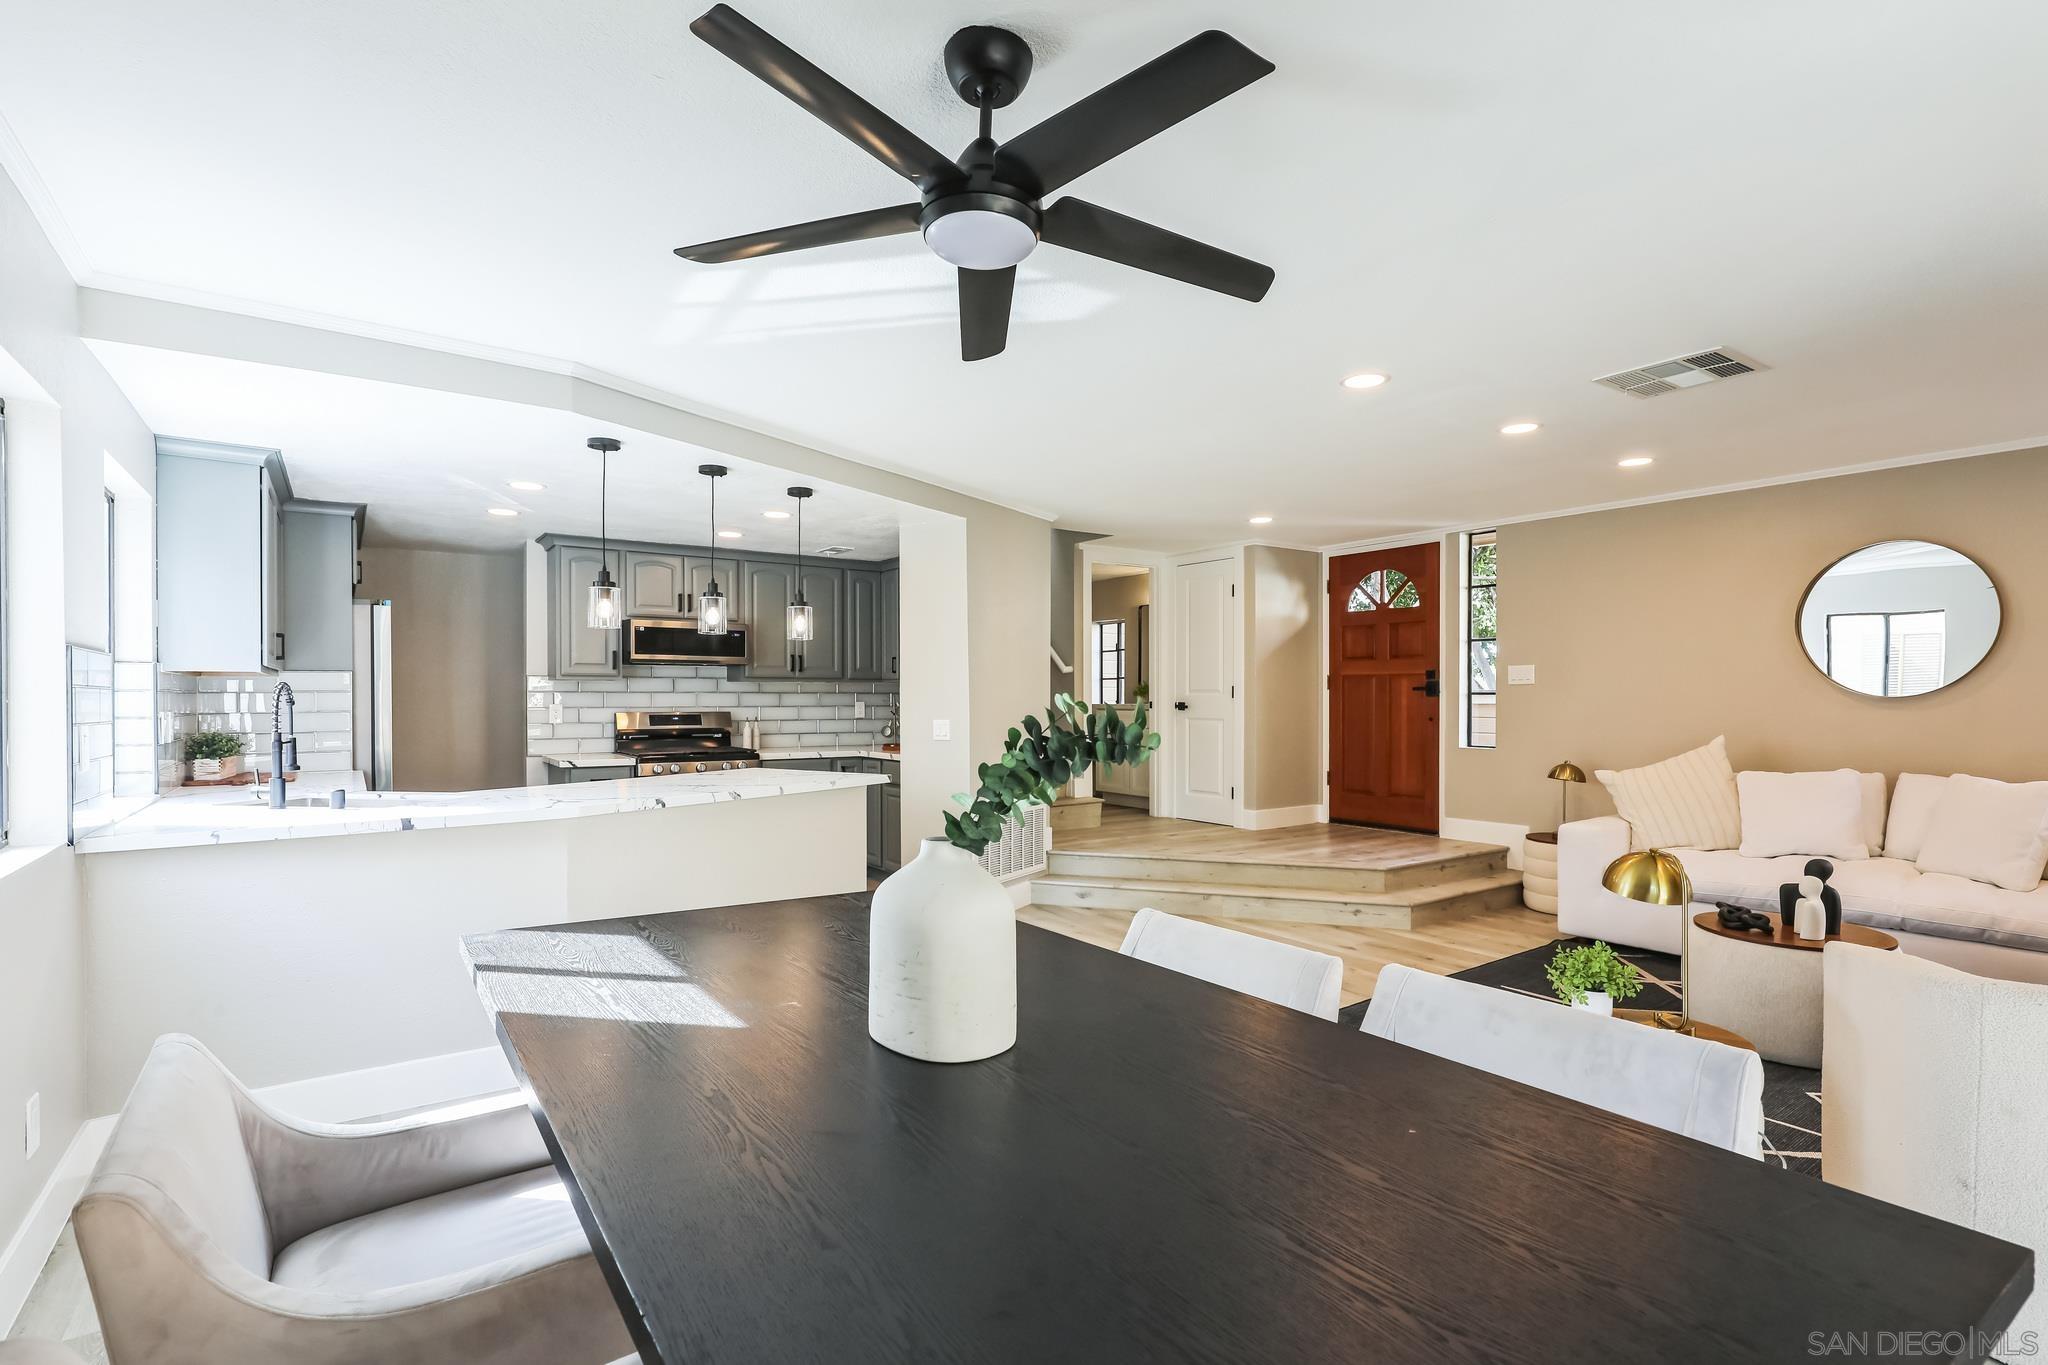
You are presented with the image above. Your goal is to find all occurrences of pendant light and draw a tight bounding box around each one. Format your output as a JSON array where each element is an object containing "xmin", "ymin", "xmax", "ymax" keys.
[
  {"xmin": 586, "ymin": 436, "xmax": 623, "ymax": 630},
  {"xmin": 787, "ymin": 486, "xmax": 815, "ymax": 643},
  {"xmin": 697, "ymin": 463, "xmax": 729, "ymax": 634}
]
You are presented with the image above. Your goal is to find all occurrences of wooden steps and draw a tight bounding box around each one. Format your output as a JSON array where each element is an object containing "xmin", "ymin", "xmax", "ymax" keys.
[
  {"xmin": 1030, "ymin": 868, "xmax": 1525, "ymax": 929},
  {"xmin": 1045, "ymin": 844, "xmax": 1507, "ymax": 893}
]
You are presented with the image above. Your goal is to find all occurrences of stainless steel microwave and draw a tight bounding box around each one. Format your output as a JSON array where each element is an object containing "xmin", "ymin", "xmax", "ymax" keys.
[{"xmin": 621, "ymin": 617, "xmax": 751, "ymax": 666}]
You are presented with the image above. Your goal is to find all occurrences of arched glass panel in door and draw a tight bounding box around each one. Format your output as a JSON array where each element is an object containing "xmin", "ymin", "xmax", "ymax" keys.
[{"xmin": 1347, "ymin": 569, "xmax": 1420, "ymax": 612}]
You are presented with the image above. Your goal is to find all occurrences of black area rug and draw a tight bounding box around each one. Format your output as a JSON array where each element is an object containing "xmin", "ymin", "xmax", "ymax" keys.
[{"xmin": 1339, "ymin": 940, "xmax": 1822, "ymax": 1176}]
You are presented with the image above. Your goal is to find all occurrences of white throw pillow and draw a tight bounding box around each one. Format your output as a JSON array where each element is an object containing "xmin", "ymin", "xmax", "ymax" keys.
[
  {"xmin": 1596, "ymin": 736, "xmax": 1742, "ymax": 852},
  {"xmin": 1884, "ymin": 773, "xmax": 1949, "ymax": 861},
  {"xmin": 1915, "ymin": 775, "xmax": 2048, "ymax": 892},
  {"xmin": 1856, "ymin": 772, "xmax": 1888, "ymax": 856},
  {"xmin": 1736, "ymin": 770, "xmax": 1869, "ymax": 860}
]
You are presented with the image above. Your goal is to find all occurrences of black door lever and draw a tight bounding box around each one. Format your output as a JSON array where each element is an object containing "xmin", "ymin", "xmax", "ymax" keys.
[
  {"xmin": 1412, "ymin": 668, "xmax": 1441, "ymax": 698},
  {"xmin": 1173, "ymin": 700, "xmax": 1189, "ymax": 711}
]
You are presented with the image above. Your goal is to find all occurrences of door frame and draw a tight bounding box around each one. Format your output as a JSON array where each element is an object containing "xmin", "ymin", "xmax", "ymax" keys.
[{"xmin": 1319, "ymin": 534, "xmax": 1447, "ymax": 832}]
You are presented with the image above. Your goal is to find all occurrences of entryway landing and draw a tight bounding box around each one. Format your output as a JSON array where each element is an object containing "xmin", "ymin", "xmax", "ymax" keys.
[{"xmin": 1036, "ymin": 808, "xmax": 1522, "ymax": 928}]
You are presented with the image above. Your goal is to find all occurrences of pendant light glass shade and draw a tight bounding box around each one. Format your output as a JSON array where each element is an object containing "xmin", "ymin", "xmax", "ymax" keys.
[
  {"xmin": 697, "ymin": 463, "xmax": 729, "ymax": 635},
  {"xmin": 587, "ymin": 573, "xmax": 622, "ymax": 629},
  {"xmin": 788, "ymin": 597, "xmax": 814, "ymax": 642}
]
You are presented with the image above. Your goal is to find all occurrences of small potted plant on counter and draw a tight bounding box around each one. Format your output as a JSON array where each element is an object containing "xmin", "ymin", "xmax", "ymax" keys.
[
  {"xmin": 185, "ymin": 730, "xmax": 246, "ymax": 783},
  {"xmin": 1543, "ymin": 941, "xmax": 1642, "ymax": 1017}
]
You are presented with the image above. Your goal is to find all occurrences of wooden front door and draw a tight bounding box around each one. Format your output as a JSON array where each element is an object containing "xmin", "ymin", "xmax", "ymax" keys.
[{"xmin": 1328, "ymin": 544, "xmax": 1440, "ymax": 832}]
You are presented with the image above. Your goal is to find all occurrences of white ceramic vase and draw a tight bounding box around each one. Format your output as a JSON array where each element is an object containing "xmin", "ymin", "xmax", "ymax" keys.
[
  {"xmin": 1573, "ymin": 990, "xmax": 1614, "ymax": 1017},
  {"xmin": 869, "ymin": 836, "xmax": 1017, "ymax": 1063}
]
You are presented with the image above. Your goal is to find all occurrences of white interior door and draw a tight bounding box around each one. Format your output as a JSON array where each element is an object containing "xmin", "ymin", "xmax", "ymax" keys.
[{"xmin": 1172, "ymin": 556, "xmax": 1238, "ymax": 825}]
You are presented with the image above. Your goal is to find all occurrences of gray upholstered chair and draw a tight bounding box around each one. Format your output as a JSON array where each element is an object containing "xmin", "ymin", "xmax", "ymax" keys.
[
  {"xmin": 1824, "ymin": 943, "xmax": 2048, "ymax": 1346},
  {"xmin": 1361, "ymin": 963, "xmax": 1766, "ymax": 1157},
  {"xmin": 74, "ymin": 1034, "xmax": 634, "ymax": 1365},
  {"xmin": 1118, "ymin": 907, "xmax": 1344, "ymax": 1020}
]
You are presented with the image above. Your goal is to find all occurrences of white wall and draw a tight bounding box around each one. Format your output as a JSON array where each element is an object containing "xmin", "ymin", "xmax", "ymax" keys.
[{"xmin": 0, "ymin": 159, "xmax": 154, "ymax": 1279}]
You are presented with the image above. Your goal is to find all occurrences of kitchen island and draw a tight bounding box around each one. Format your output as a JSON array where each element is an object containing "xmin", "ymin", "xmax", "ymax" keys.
[{"xmin": 75, "ymin": 767, "xmax": 887, "ymax": 1113}]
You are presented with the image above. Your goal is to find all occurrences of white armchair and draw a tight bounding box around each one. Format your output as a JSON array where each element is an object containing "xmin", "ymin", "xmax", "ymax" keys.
[
  {"xmin": 1823, "ymin": 944, "xmax": 2048, "ymax": 1346},
  {"xmin": 74, "ymin": 1035, "xmax": 633, "ymax": 1365},
  {"xmin": 1557, "ymin": 816, "xmax": 1684, "ymax": 953}
]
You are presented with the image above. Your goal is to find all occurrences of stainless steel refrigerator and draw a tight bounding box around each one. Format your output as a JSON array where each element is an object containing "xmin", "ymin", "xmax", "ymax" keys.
[{"xmin": 351, "ymin": 599, "xmax": 396, "ymax": 790}]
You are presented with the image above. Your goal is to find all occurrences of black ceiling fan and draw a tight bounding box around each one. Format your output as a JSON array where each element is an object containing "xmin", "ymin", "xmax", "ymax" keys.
[{"xmin": 675, "ymin": 5, "xmax": 1276, "ymax": 361}]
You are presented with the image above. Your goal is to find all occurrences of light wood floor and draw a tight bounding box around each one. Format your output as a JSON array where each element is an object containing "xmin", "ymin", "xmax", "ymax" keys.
[{"xmin": 1055, "ymin": 806, "xmax": 1502, "ymax": 870}]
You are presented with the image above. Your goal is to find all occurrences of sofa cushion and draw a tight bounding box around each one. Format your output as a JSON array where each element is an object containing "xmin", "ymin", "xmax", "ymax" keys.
[
  {"xmin": 1737, "ymin": 770, "xmax": 1869, "ymax": 860},
  {"xmin": 1596, "ymin": 735, "xmax": 1741, "ymax": 852},
  {"xmin": 1916, "ymin": 775, "xmax": 2048, "ymax": 893},
  {"xmin": 1857, "ymin": 772, "xmax": 1888, "ymax": 855},
  {"xmin": 1884, "ymin": 774, "xmax": 1948, "ymax": 862},
  {"xmin": 270, "ymin": 1164, "xmax": 583, "ymax": 1295}
]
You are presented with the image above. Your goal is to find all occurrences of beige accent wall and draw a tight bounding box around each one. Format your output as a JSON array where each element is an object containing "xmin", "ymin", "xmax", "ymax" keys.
[
  {"xmin": 357, "ymin": 545, "xmax": 528, "ymax": 791},
  {"xmin": 1244, "ymin": 545, "xmax": 1325, "ymax": 812},
  {"xmin": 1444, "ymin": 446, "xmax": 2048, "ymax": 832}
]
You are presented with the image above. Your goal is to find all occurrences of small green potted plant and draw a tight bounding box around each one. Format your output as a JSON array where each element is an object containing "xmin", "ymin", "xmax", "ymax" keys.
[
  {"xmin": 1543, "ymin": 941, "xmax": 1642, "ymax": 1017},
  {"xmin": 184, "ymin": 730, "xmax": 246, "ymax": 783}
]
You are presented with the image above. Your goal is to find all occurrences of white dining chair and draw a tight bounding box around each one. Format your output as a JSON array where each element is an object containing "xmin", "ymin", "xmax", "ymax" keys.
[
  {"xmin": 1117, "ymin": 908, "xmax": 1344, "ymax": 1020},
  {"xmin": 1361, "ymin": 963, "xmax": 1765, "ymax": 1157},
  {"xmin": 73, "ymin": 1034, "xmax": 635, "ymax": 1365},
  {"xmin": 1824, "ymin": 943, "xmax": 2048, "ymax": 1347}
]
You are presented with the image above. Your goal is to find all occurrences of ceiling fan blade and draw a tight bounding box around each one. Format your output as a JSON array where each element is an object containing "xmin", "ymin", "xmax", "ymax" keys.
[
  {"xmin": 995, "ymin": 31, "xmax": 1273, "ymax": 197},
  {"xmin": 691, "ymin": 5, "xmax": 957, "ymax": 190},
  {"xmin": 675, "ymin": 203, "xmax": 922, "ymax": 263},
  {"xmin": 1041, "ymin": 198, "xmax": 1273, "ymax": 302},
  {"xmin": 958, "ymin": 267, "xmax": 1015, "ymax": 361}
]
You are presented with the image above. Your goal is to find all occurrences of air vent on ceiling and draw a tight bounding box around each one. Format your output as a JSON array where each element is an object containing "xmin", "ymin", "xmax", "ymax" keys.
[
  {"xmin": 1595, "ymin": 348, "xmax": 1763, "ymax": 398},
  {"xmin": 814, "ymin": 545, "xmax": 856, "ymax": 557}
]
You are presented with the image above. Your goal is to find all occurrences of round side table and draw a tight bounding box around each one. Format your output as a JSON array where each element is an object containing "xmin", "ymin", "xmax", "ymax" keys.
[
  {"xmin": 1522, "ymin": 832, "xmax": 1559, "ymax": 914},
  {"xmin": 1684, "ymin": 910, "xmax": 1899, "ymax": 1067}
]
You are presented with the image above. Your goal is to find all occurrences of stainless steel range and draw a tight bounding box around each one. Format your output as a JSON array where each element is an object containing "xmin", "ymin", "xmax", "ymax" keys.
[{"xmin": 613, "ymin": 711, "xmax": 761, "ymax": 777}]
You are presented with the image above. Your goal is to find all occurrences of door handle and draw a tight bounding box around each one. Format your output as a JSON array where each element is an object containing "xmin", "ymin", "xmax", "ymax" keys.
[
  {"xmin": 1412, "ymin": 668, "xmax": 1440, "ymax": 698},
  {"xmin": 677, "ymin": 592, "xmax": 685, "ymax": 613},
  {"xmin": 611, "ymin": 647, "xmax": 619, "ymax": 671},
  {"xmin": 1173, "ymin": 700, "xmax": 1189, "ymax": 711},
  {"xmin": 686, "ymin": 592, "xmax": 693, "ymax": 613}
]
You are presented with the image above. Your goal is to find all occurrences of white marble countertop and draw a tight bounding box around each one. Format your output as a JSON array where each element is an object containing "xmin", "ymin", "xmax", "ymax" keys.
[{"xmin": 78, "ymin": 768, "xmax": 888, "ymax": 855}]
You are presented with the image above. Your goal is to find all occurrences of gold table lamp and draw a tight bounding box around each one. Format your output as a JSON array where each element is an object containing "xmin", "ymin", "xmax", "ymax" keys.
[
  {"xmin": 1601, "ymin": 848, "xmax": 1694, "ymax": 1033},
  {"xmin": 1547, "ymin": 761, "xmax": 1587, "ymax": 829}
]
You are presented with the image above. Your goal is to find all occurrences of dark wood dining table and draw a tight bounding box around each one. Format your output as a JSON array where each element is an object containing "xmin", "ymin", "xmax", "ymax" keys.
[{"xmin": 462, "ymin": 895, "xmax": 2032, "ymax": 1364}]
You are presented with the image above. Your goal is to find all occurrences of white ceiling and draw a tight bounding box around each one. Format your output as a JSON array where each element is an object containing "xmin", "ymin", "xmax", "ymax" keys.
[
  {"xmin": 87, "ymin": 342, "xmax": 904, "ymax": 555},
  {"xmin": 6, "ymin": 1, "xmax": 2048, "ymax": 549}
]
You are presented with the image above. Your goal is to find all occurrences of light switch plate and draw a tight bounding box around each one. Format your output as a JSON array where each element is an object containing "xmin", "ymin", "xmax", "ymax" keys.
[
  {"xmin": 853, "ymin": 699, "xmax": 865, "ymax": 719},
  {"xmin": 932, "ymin": 719, "xmax": 951, "ymax": 741},
  {"xmin": 1507, "ymin": 664, "xmax": 1536, "ymax": 685}
]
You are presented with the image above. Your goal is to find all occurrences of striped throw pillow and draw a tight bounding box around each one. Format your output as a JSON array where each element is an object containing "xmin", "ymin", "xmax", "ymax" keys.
[{"xmin": 1596, "ymin": 736, "xmax": 1742, "ymax": 852}]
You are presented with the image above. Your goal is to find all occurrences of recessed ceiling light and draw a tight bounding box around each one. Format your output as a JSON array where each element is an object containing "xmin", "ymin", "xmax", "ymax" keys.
[
  {"xmin": 1618, "ymin": 455, "xmax": 1654, "ymax": 469},
  {"xmin": 1340, "ymin": 372, "xmax": 1388, "ymax": 391},
  {"xmin": 487, "ymin": 507, "xmax": 519, "ymax": 517},
  {"xmin": 763, "ymin": 509, "xmax": 790, "ymax": 520},
  {"xmin": 1500, "ymin": 421, "xmax": 1540, "ymax": 436},
  {"xmin": 507, "ymin": 480, "xmax": 545, "ymax": 492},
  {"xmin": 718, "ymin": 529, "xmax": 743, "ymax": 539},
  {"xmin": 1248, "ymin": 515, "xmax": 1274, "ymax": 525}
]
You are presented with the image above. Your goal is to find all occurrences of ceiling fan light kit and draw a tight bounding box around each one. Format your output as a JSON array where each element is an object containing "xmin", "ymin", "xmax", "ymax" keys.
[{"xmin": 677, "ymin": 5, "xmax": 1276, "ymax": 360}]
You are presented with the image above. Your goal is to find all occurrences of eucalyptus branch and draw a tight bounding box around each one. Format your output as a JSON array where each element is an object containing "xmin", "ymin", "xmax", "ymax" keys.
[{"xmin": 943, "ymin": 691, "xmax": 1161, "ymax": 855}]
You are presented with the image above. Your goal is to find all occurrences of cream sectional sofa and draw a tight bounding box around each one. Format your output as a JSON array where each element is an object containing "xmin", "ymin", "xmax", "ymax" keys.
[{"xmin": 1558, "ymin": 774, "xmax": 2048, "ymax": 986}]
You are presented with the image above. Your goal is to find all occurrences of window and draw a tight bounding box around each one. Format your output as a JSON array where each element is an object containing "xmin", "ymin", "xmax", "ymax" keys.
[
  {"xmin": 1464, "ymin": 530, "xmax": 1497, "ymax": 749},
  {"xmin": 1347, "ymin": 569, "xmax": 1420, "ymax": 611},
  {"xmin": 1092, "ymin": 619, "xmax": 1127, "ymax": 706},
  {"xmin": 1827, "ymin": 610, "xmax": 1946, "ymax": 697}
]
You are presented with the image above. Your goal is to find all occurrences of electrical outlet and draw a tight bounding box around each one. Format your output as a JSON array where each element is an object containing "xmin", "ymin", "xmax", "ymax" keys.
[
  {"xmin": 853, "ymin": 699, "xmax": 865, "ymax": 719},
  {"xmin": 25, "ymin": 1092, "xmax": 40, "ymax": 1160},
  {"xmin": 548, "ymin": 702, "xmax": 564, "ymax": 724},
  {"xmin": 1507, "ymin": 664, "xmax": 1536, "ymax": 686},
  {"xmin": 932, "ymin": 719, "xmax": 951, "ymax": 741}
]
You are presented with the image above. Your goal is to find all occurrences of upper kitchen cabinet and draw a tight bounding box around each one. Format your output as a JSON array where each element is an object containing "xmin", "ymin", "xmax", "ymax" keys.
[
  {"xmin": 280, "ymin": 502, "xmax": 364, "ymax": 671},
  {"xmin": 158, "ymin": 441, "xmax": 290, "ymax": 673},
  {"xmin": 846, "ymin": 567, "xmax": 887, "ymax": 679},
  {"xmin": 742, "ymin": 560, "xmax": 843, "ymax": 678},
  {"xmin": 624, "ymin": 551, "xmax": 686, "ymax": 616},
  {"xmin": 549, "ymin": 543, "xmax": 623, "ymax": 677},
  {"xmin": 686, "ymin": 555, "xmax": 747, "ymax": 625},
  {"xmin": 881, "ymin": 565, "xmax": 900, "ymax": 680}
]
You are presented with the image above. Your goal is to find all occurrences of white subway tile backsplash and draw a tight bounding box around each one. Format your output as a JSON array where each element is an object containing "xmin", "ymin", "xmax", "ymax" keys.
[{"xmin": 523, "ymin": 670, "xmax": 896, "ymax": 760}]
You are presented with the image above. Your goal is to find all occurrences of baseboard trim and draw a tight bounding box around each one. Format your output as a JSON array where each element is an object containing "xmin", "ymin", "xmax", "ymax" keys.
[
  {"xmin": 1442, "ymin": 817, "xmax": 1532, "ymax": 869},
  {"xmin": 0, "ymin": 1045, "xmax": 519, "ymax": 1330},
  {"xmin": 0, "ymin": 1115, "xmax": 113, "ymax": 1335},
  {"xmin": 1239, "ymin": 804, "xmax": 1326, "ymax": 831}
]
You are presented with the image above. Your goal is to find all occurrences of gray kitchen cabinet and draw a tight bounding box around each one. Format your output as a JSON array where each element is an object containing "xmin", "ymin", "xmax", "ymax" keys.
[
  {"xmin": 881, "ymin": 566, "xmax": 900, "ymax": 679},
  {"xmin": 798, "ymin": 565, "xmax": 845, "ymax": 678},
  {"xmin": 762, "ymin": 756, "xmax": 834, "ymax": 772},
  {"xmin": 866, "ymin": 776, "xmax": 884, "ymax": 867},
  {"xmin": 742, "ymin": 561, "xmax": 843, "ymax": 678},
  {"xmin": 550, "ymin": 544, "xmax": 623, "ymax": 677},
  {"xmin": 625, "ymin": 552, "xmax": 686, "ymax": 616},
  {"xmin": 845, "ymin": 568, "xmax": 887, "ymax": 679},
  {"xmin": 685, "ymin": 555, "xmax": 746, "ymax": 623},
  {"xmin": 880, "ymin": 783, "xmax": 902, "ymax": 871},
  {"xmin": 548, "ymin": 762, "xmax": 633, "ymax": 784},
  {"xmin": 280, "ymin": 505, "xmax": 361, "ymax": 671},
  {"xmin": 158, "ymin": 443, "xmax": 290, "ymax": 674}
]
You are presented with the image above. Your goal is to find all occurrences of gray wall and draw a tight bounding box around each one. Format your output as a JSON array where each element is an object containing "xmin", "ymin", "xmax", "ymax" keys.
[{"xmin": 358, "ymin": 545, "xmax": 527, "ymax": 791}]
